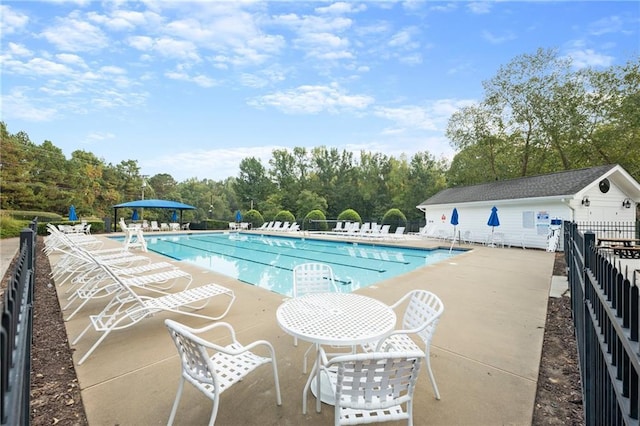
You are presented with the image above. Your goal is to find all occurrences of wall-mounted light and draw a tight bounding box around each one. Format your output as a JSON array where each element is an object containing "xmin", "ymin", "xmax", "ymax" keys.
[
  {"xmin": 622, "ymin": 198, "xmax": 632, "ymax": 209},
  {"xmin": 581, "ymin": 196, "xmax": 590, "ymax": 207}
]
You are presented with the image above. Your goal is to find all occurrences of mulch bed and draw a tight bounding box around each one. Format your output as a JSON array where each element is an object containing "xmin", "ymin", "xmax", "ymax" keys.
[{"xmin": 1, "ymin": 240, "xmax": 582, "ymax": 425}]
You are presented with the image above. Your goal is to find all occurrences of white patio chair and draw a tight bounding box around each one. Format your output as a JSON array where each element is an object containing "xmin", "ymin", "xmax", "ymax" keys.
[
  {"xmin": 318, "ymin": 348, "xmax": 424, "ymax": 426},
  {"xmin": 165, "ymin": 319, "xmax": 282, "ymax": 426},
  {"xmin": 292, "ymin": 262, "xmax": 340, "ymax": 373},
  {"xmin": 361, "ymin": 289, "xmax": 444, "ymax": 400},
  {"xmin": 332, "ymin": 221, "xmax": 344, "ymax": 233},
  {"xmin": 71, "ymin": 263, "xmax": 235, "ymax": 365}
]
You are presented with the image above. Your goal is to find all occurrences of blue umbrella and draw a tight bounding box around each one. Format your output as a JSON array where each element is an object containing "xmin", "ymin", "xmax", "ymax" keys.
[
  {"xmin": 487, "ymin": 206, "xmax": 500, "ymax": 246},
  {"xmin": 487, "ymin": 206, "xmax": 500, "ymax": 227},
  {"xmin": 68, "ymin": 205, "xmax": 78, "ymax": 221},
  {"xmin": 132, "ymin": 209, "xmax": 139, "ymax": 221},
  {"xmin": 449, "ymin": 208, "xmax": 460, "ymax": 251},
  {"xmin": 171, "ymin": 210, "xmax": 178, "ymax": 222},
  {"xmin": 235, "ymin": 210, "xmax": 242, "ymax": 222}
]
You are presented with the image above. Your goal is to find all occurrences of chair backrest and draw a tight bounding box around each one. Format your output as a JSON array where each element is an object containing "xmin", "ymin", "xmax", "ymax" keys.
[
  {"xmin": 293, "ymin": 262, "xmax": 338, "ymax": 297},
  {"xmin": 401, "ymin": 290, "xmax": 444, "ymax": 348},
  {"xmin": 164, "ymin": 319, "xmax": 220, "ymax": 397},
  {"xmin": 394, "ymin": 226, "xmax": 405, "ymax": 235},
  {"xmin": 328, "ymin": 351, "xmax": 424, "ymax": 425}
]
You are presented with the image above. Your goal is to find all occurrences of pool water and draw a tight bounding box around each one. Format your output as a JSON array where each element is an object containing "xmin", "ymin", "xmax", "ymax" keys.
[{"xmin": 124, "ymin": 232, "xmax": 463, "ymax": 297}]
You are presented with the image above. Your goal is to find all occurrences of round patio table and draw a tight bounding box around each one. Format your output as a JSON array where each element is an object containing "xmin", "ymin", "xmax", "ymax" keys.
[{"xmin": 276, "ymin": 292, "xmax": 396, "ymax": 414}]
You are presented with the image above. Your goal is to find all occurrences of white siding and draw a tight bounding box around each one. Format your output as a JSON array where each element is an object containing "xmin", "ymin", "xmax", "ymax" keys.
[{"xmin": 421, "ymin": 200, "xmax": 574, "ymax": 250}]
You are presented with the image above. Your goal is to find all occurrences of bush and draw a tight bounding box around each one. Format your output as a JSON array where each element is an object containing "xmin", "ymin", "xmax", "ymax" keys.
[
  {"xmin": 382, "ymin": 208, "xmax": 407, "ymax": 233},
  {"xmin": 337, "ymin": 209, "xmax": 362, "ymax": 224},
  {"xmin": 274, "ymin": 210, "xmax": 295, "ymax": 223},
  {"xmin": 190, "ymin": 219, "xmax": 228, "ymax": 230},
  {"xmin": 243, "ymin": 209, "xmax": 264, "ymax": 229},
  {"xmin": 303, "ymin": 209, "xmax": 327, "ymax": 231},
  {"xmin": 0, "ymin": 212, "xmax": 31, "ymax": 238}
]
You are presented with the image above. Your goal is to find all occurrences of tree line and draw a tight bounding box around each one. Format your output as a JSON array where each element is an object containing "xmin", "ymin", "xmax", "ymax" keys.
[{"xmin": 1, "ymin": 49, "xmax": 638, "ymax": 224}]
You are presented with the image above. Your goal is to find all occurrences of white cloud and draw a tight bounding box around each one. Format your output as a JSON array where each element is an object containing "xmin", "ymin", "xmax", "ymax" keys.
[
  {"xmin": 315, "ymin": 2, "xmax": 367, "ymax": 15},
  {"xmin": 248, "ymin": 83, "xmax": 374, "ymax": 114},
  {"xmin": 565, "ymin": 48, "xmax": 615, "ymax": 69},
  {"xmin": 2, "ymin": 87, "xmax": 59, "ymax": 121},
  {"xmin": 482, "ymin": 30, "xmax": 516, "ymax": 44},
  {"xmin": 0, "ymin": 5, "xmax": 29, "ymax": 35},
  {"xmin": 41, "ymin": 13, "xmax": 109, "ymax": 52},
  {"xmin": 165, "ymin": 70, "xmax": 217, "ymax": 88},
  {"xmin": 6, "ymin": 42, "xmax": 32, "ymax": 57},
  {"xmin": 588, "ymin": 15, "xmax": 624, "ymax": 36},
  {"xmin": 142, "ymin": 145, "xmax": 279, "ymax": 181},
  {"xmin": 374, "ymin": 98, "xmax": 476, "ymax": 133},
  {"xmin": 467, "ymin": 2, "xmax": 492, "ymax": 14},
  {"xmin": 56, "ymin": 53, "xmax": 88, "ymax": 68}
]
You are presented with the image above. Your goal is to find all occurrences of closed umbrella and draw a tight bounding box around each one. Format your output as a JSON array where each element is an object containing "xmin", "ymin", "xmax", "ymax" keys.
[
  {"xmin": 487, "ymin": 206, "xmax": 500, "ymax": 247},
  {"xmin": 68, "ymin": 205, "xmax": 78, "ymax": 221},
  {"xmin": 235, "ymin": 210, "xmax": 242, "ymax": 222},
  {"xmin": 171, "ymin": 210, "xmax": 178, "ymax": 222},
  {"xmin": 449, "ymin": 208, "xmax": 459, "ymax": 252},
  {"xmin": 132, "ymin": 209, "xmax": 139, "ymax": 221}
]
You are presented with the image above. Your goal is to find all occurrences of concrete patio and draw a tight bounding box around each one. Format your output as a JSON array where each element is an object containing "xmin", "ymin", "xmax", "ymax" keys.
[{"xmin": 47, "ymin": 232, "xmax": 556, "ymax": 425}]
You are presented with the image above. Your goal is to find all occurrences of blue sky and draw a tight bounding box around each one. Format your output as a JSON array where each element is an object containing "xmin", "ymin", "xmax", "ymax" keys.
[{"xmin": 1, "ymin": 1, "xmax": 638, "ymax": 182}]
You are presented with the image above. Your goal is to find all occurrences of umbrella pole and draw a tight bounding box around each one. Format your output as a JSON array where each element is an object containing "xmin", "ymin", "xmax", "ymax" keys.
[{"xmin": 449, "ymin": 226, "xmax": 457, "ymax": 253}]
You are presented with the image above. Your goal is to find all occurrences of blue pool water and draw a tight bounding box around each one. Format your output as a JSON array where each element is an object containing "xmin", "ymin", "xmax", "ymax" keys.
[{"xmin": 119, "ymin": 233, "xmax": 463, "ymax": 297}]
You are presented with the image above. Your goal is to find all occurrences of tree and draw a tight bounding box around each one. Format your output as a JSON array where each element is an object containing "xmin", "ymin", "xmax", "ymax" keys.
[
  {"xmin": 295, "ymin": 190, "xmax": 328, "ymax": 219},
  {"xmin": 234, "ymin": 157, "xmax": 274, "ymax": 211}
]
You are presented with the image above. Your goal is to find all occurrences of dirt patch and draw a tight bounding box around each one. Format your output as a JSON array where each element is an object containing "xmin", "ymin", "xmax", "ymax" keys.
[
  {"xmin": 532, "ymin": 252, "xmax": 584, "ymax": 425},
  {"xmin": 1, "ymin": 243, "xmax": 582, "ymax": 425}
]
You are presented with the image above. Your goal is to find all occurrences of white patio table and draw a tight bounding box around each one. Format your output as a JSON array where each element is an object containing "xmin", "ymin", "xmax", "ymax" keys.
[{"xmin": 276, "ymin": 292, "xmax": 396, "ymax": 414}]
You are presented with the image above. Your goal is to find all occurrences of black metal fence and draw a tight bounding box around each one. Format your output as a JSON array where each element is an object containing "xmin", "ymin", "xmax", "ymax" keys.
[
  {"xmin": 1, "ymin": 220, "xmax": 38, "ymax": 426},
  {"xmin": 564, "ymin": 221, "xmax": 639, "ymax": 425},
  {"xmin": 576, "ymin": 220, "xmax": 640, "ymax": 240}
]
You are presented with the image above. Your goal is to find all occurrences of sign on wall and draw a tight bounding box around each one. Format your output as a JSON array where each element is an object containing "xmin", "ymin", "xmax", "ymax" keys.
[{"xmin": 536, "ymin": 211, "xmax": 550, "ymax": 235}]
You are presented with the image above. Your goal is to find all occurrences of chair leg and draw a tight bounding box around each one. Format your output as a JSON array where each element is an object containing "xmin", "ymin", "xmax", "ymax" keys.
[
  {"xmin": 425, "ymin": 355, "xmax": 440, "ymax": 400},
  {"xmin": 208, "ymin": 398, "xmax": 219, "ymax": 426},
  {"xmin": 167, "ymin": 378, "xmax": 185, "ymax": 426},
  {"xmin": 271, "ymin": 357, "xmax": 283, "ymax": 406}
]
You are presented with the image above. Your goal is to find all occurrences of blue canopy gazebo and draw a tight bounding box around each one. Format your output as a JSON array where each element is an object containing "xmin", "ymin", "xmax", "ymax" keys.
[{"xmin": 112, "ymin": 199, "xmax": 196, "ymax": 231}]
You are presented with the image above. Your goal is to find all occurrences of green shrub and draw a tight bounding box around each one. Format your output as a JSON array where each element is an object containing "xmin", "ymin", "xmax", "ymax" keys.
[
  {"xmin": 303, "ymin": 209, "xmax": 327, "ymax": 231},
  {"xmin": 243, "ymin": 209, "xmax": 264, "ymax": 229},
  {"xmin": 0, "ymin": 213, "xmax": 31, "ymax": 238},
  {"xmin": 274, "ymin": 210, "xmax": 295, "ymax": 223},
  {"xmin": 382, "ymin": 208, "xmax": 407, "ymax": 233},
  {"xmin": 190, "ymin": 219, "xmax": 228, "ymax": 230},
  {"xmin": 337, "ymin": 209, "xmax": 362, "ymax": 224}
]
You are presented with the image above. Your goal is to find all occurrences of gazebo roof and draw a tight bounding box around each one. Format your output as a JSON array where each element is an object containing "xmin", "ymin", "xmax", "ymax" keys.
[{"xmin": 112, "ymin": 199, "xmax": 196, "ymax": 210}]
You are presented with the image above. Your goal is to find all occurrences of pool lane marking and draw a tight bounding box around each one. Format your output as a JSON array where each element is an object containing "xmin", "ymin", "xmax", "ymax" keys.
[
  {"xmin": 188, "ymin": 235, "xmax": 411, "ymax": 266},
  {"xmin": 154, "ymin": 238, "xmax": 387, "ymax": 274}
]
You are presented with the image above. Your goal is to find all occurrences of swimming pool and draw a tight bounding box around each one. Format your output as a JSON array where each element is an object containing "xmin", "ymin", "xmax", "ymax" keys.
[{"xmin": 125, "ymin": 232, "xmax": 463, "ymax": 296}]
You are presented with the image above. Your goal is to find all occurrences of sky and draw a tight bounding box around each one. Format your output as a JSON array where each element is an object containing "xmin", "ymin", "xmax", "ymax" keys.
[{"xmin": 1, "ymin": 1, "xmax": 638, "ymax": 182}]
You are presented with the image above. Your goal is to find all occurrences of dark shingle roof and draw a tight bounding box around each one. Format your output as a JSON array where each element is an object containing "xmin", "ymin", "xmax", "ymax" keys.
[{"xmin": 419, "ymin": 164, "xmax": 617, "ymax": 206}]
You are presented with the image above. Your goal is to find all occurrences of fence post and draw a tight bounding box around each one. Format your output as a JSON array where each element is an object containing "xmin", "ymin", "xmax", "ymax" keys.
[{"xmin": 584, "ymin": 232, "xmax": 595, "ymax": 270}]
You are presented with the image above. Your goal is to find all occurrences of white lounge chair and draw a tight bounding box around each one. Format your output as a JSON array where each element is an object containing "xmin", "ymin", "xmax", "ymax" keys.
[
  {"xmin": 63, "ymin": 261, "xmax": 189, "ymax": 321},
  {"xmin": 71, "ymin": 263, "xmax": 235, "ymax": 365},
  {"xmin": 332, "ymin": 221, "xmax": 344, "ymax": 233},
  {"xmin": 361, "ymin": 289, "xmax": 444, "ymax": 400},
  {"xmin": 150, "ymin": 221, "xmax": 161, "ymax": 231},
  {"xmin": 181, "ymin": 222, "xmax": 190, "ymax": 230},
  {"xmin": 165, "ymin": 319, "xmax": 281, "ymax": 426},
  {"xmin": 318, "ymin": 348, "xmax": 424, "ymax": 426}
]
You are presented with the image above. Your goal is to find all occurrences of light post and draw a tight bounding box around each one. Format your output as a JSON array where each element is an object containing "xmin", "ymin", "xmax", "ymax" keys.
[{"xmin": 208, "ymin": 194, "xmax": 213, "ymax": 220}]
